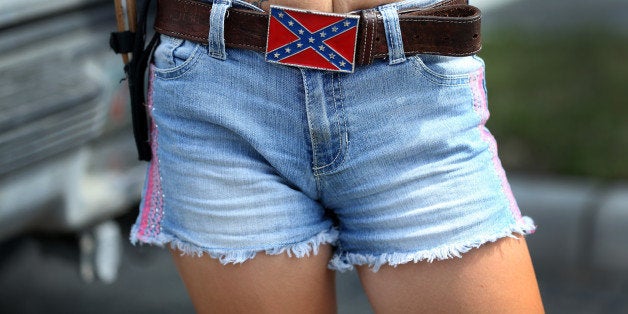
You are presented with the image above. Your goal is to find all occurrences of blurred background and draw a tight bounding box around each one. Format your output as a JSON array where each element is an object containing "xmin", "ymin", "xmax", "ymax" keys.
[{"xmin": 0, "ymin": 0, "xmax": 626, "ymax": 313}]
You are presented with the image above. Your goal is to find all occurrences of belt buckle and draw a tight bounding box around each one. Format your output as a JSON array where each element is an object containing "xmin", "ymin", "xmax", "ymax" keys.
[{"xmin": 265, "ymin": 5, "xmax": 360, "ymax": 73}]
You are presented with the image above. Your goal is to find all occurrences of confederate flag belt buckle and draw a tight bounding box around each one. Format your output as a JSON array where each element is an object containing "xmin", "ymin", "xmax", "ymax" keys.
[{"xmin": 265, "ymin": 5, "xmax": 360, "ymax": 73}]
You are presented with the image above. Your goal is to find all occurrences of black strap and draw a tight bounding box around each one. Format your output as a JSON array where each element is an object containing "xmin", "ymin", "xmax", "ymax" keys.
[
  {"xmin": 110, "ymin": 0, "xmax": 157, "ymax": 161},
  {"xmin": 109, "ymin": 30, "xmax": 135, "ymax": 54}
]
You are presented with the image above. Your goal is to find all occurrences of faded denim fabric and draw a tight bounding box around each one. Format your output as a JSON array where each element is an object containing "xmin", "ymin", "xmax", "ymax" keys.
[{"xmin": 130, "ymin": 0, "xmax": 535, "ymax": 271}]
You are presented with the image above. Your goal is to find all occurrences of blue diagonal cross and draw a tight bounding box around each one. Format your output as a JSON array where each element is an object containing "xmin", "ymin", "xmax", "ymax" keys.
[{"xmin": 267, "ymin": 8, "xmax": 359, "ymax": 72}]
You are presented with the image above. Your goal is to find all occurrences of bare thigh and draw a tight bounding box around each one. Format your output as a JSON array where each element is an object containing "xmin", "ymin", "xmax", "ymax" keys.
[
  {"xmin": 358, "ymin": 236, "xmax": 544, "ymax": 314},
  {"xmin": 170, "ymin": 245, "xmax": 336, "ymax": 314}
]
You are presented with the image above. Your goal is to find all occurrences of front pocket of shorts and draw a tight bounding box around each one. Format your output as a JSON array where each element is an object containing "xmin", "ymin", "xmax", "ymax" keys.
[
  {"xmin": 409, "ymin": 54, "xmax": 484, "ymax": 86},
  {"xmin": 152, "ymin": 34, "xmax": 204, "ymax": 79}
]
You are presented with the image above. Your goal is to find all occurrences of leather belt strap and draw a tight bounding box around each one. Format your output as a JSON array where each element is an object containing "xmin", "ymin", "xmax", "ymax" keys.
[{"xmin": 154, "ymin": 0, "xmax": 482, "ymax": 66}]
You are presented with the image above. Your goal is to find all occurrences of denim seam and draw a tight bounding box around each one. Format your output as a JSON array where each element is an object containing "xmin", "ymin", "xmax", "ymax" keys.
[
  {"xmin": 468, "ymin": 69, "xmax": 522, "ymax": 224},
  {"xmin": 336, "ymin": 73, "xmax": 350, "ymax": 166},
  {"xmin": 301, "ymin": 70, "xmax": 323, "ymax": 175},
  {"xmin": 417, "ymin": 57, "xmax": 472, "ymax": 79},
  {"xmin": 208, "ymin": 0, "xmax": 232, "ymax": 60},
  {"xmin": 408, "ymin": 56, "xmax": 472, "ymax": 86},
  {"xmin": 312, "ymin": 74, "xmax": 348, "ymax": 174},
  {"xmin": 468, "ymin": 70, "xmax": 504, "ymax": 210},
  {"xmin": 153, "ymin": 43, "xmax": 204, "ymax": 80},
  {"xmin": 378, "ymin": 5, "xmax": 406, "ymax": 65}
]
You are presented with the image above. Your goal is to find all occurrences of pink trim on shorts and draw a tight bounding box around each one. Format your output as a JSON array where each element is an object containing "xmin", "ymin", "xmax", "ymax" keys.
[
  {"xmin": 471, "ymin": 69, "xmax": 522, "ymax": 221},
  {"xmin": 136, "ymin": 66, "xmax": 165, "ymax": 240}
]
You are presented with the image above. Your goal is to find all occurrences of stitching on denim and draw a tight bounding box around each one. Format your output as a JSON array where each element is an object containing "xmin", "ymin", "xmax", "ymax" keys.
[
  {"xmin": 380, "ymin": 6, "xmax": 405, "ymax": 64},
  {"xmin": 207, "ymin": 0, "xmax": 233, "ymax": 60},
  {"xmin": 299, "ymin": 71, "xmax": 325, "ymax": 195},
  {"xmin": 383, "ymin": 10, "xmax": 393, "ymax": 58},
  {"xmin": 417, "ymin": 56, "xmax": 474, "ymax": 79},
  {"xmin": 408, "ymin": 55, "xmax": 474, "ymax": 86},
  {"xmin": 153, "ymin": 42, "xmax": 204, "ymax": 80},
  {"xmin": 311, "ymin": 74, "xmax": 348, "ymax": 172},
  {"xmin": 301, "ymin": 70, "xmax": 322, "ymax": 174},
  {"xmin": 336, "ymin": 74, "xmax": 350, "ymax": 164},
  {"xmin": 468, "ymin": 69, "xmax": 522, "ymax": 222}
]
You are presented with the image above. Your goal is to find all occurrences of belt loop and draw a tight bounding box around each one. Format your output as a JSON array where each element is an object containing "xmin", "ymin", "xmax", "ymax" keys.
[
  {"xmin": 377, "ymin": 5, "xmax": 406, "ymax": 65},
  {"xmin": 208, "ymin": 0, "xmax": 232, "ymax": 60}
]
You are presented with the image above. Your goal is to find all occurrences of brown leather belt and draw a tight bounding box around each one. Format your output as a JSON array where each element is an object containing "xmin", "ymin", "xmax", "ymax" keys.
[{"xmin": 154, "ymin": 0, "xmax": 482, "ymax": 67}]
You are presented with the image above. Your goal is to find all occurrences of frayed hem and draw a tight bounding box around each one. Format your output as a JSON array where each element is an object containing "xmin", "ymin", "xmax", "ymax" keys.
[
  {"xmin": 129, "ymin": 226, "xmax": 339, "ymax": 265},
  {"xmin": 329, "ymin": 216, "xmax": 537, "ymax": 272}
]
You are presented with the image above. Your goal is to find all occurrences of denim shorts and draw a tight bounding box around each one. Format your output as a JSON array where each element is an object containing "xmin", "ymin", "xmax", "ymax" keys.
[{"xmin": 130, "ymin": 0, "xmax": 535, "ymax": 271}]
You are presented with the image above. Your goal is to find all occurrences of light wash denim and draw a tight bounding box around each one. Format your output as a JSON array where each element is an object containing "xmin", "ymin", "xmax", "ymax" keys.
[{"xmin": 131, "ymin": 0, "xmax": 535, "ymax": 271}]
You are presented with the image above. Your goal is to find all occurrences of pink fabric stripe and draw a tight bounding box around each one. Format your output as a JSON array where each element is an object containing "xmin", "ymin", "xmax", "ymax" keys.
[
  {"xmin": 136, "ymin": 65, "xmax": 163, "ymax": 239},
  {"xmin": 137, "ymin": 159, "xmax": 156, "ymax": 238},
  {"xmin": 471, "ymin": 69, "xmax": 522, "ymax": 221}
]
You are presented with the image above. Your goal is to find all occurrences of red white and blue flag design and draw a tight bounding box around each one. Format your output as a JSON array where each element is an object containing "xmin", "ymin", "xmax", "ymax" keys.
[{"xmin": 265, "ymin": 6, "xmax": 360, "ymax": 73}]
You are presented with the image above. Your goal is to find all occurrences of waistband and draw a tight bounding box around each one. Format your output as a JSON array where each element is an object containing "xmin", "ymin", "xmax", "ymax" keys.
[{"xmin": 154, "ymin": 0, "xmax": 482, "ymax": 66}]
